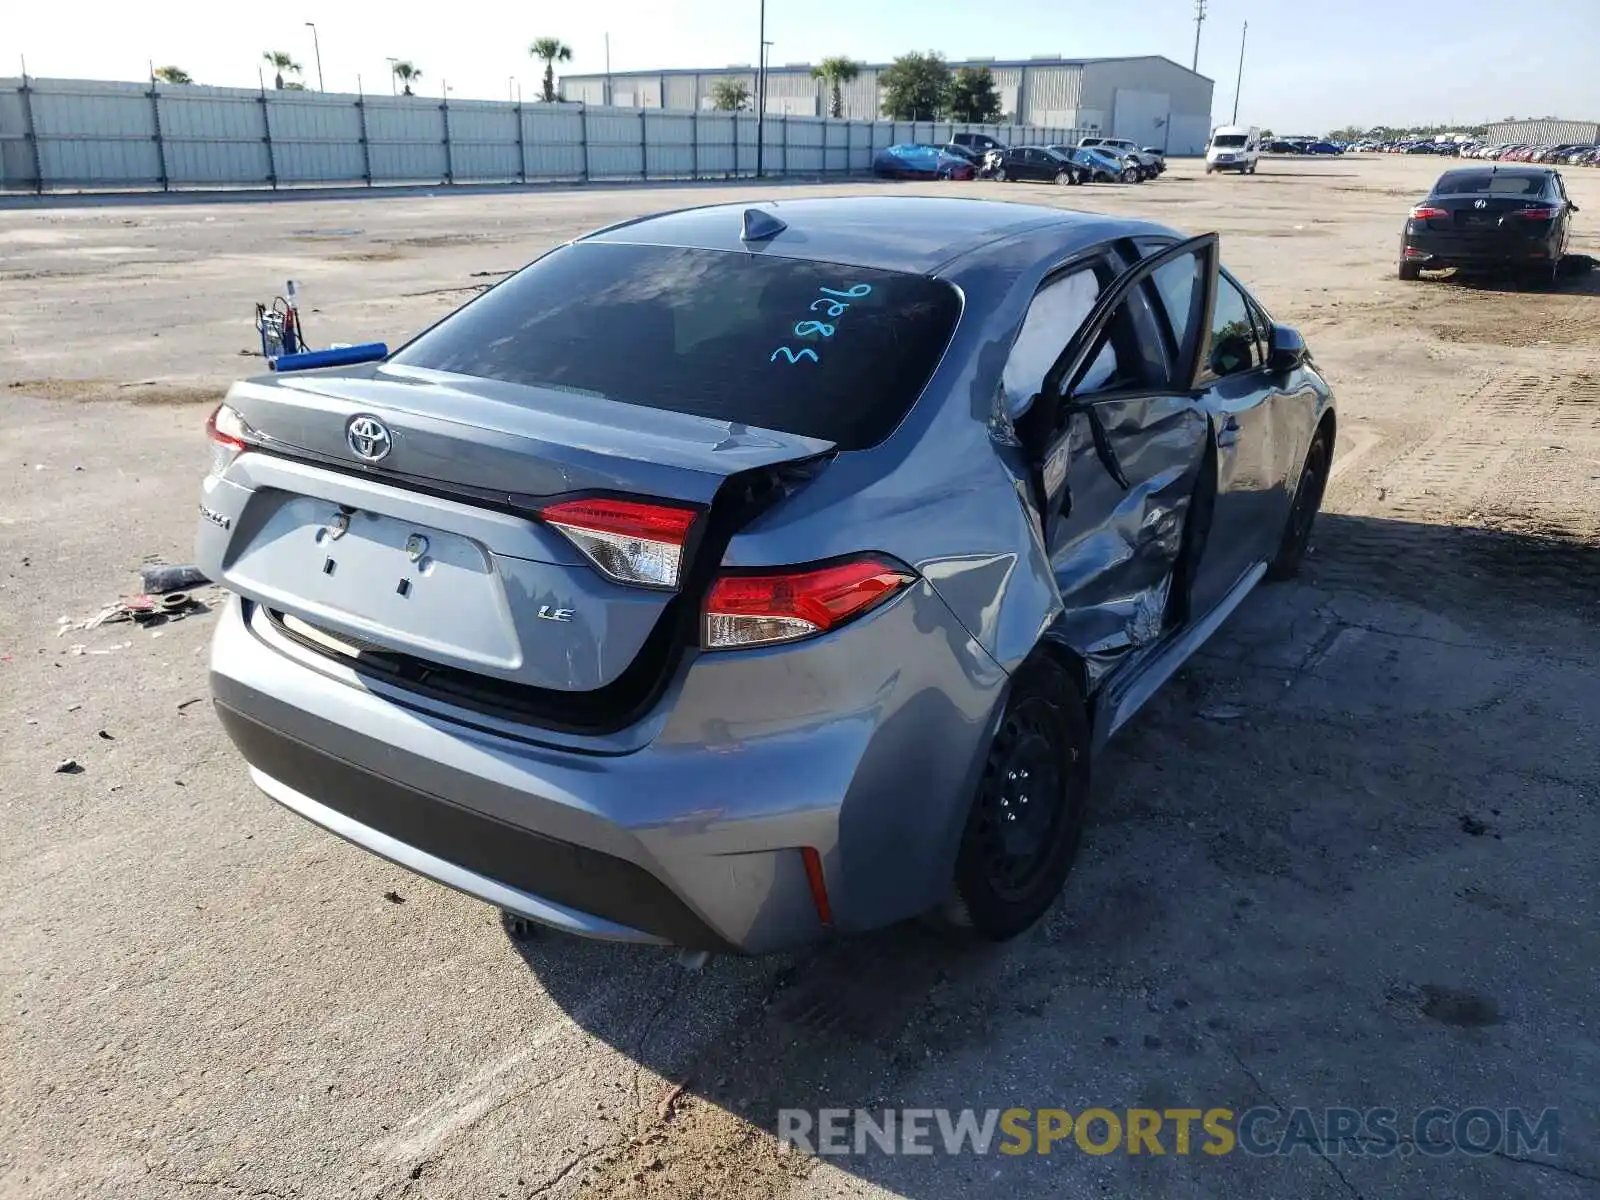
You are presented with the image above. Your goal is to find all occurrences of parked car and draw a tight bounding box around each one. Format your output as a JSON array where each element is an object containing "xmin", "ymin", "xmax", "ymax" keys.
[
  {"xmin": 873, "ymin": 144, "xmax": 976, "ymax": 181},
  {"xmin": 1399, "ymin": 165, "xmax": 1577, "ymax": 284},
  {"xmin": 1080, "ymin": 137, "xmax": 1163, "ymax": 179},
  {"xmin": 951, "ymin": 132, "xmax": 1007, "ymax": 157},
  {"xmin": 1050, "ymin": 145, "xmax": 1138, "ymax": 183},
  {"xmin": 991, "ymin": 145, "xmax": 1086, "ymax": 185},
  {"xmin": 196, "ymin": 196, "xmax": 1335, "ymax": 951}
]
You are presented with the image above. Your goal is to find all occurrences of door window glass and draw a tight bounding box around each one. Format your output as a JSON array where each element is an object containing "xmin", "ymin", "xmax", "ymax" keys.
[
  {"xmin": 1202, "ymin": 273, "xmax": 1262, "ymax": 380},
  {"xmin": 1002, "ymin": 268, "xmax": 1117, "ymax": 416}
]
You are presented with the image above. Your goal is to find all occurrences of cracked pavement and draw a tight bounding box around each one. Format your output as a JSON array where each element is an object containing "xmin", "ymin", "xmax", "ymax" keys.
[{"xmin": 2, "ymin": 155, "xmax": 1597, "ymax": 1199}]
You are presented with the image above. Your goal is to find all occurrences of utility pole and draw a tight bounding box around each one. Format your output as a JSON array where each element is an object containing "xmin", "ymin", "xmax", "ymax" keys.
[
  {"xmin": 305, "ymin": 22, "xmax": 324, "ymax": 92},
  {"xmin": 1192, "ymin": 0, "xmax": 1207, "ymax": 73},
  {"xmin": 1231, "ymin": 20, "xmax": 1247, "ymax": 124},
  {"xmin": 386, "ymin": 57, "xmax": 398, "ymax": 96},
  {"xmin": 604, "ymin": 33, "xmax": 612, "ymax": 106},
  {"xmin": 755, "ymin": 0, "xmax": 766, "ymax": 177}
]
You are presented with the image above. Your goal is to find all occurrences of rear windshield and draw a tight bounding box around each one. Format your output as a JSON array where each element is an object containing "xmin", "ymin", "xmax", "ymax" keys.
[
  {"xmin": 1212, "ymin": 134, "xmax": 1248, "ymax": 148},
  {"xmin": 1434, "ymin": 171, "xmax": 1544, "ymax": 196},
  {"xmin": 390, "ymin": 242, "xmax": 961, "ymax": 450}
]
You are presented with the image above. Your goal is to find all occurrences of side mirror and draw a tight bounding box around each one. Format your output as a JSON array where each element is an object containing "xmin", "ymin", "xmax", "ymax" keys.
[{"xmin": 1268, "ymin": 324, "xmax": 1309, "ymax": 374}]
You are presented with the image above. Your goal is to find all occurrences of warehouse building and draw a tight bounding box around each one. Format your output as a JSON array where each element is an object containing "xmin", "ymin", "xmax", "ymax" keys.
[
  {"xmin": 560, "ymin": 56, "xmax": 1215, "ymax": 154},
  {"xmin": 1483, "ymin": 118, "xmax": 1598, "ymax": 146}
]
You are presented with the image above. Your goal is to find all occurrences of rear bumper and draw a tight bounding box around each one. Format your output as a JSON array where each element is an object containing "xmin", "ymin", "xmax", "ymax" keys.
[
  {"xmin": 210, "ymin": 588, "xmax": 1005, "ymax": 953},
  {"xmin": 1402, "ymin": 229, "xmax": 1556, "ymax": 267}
]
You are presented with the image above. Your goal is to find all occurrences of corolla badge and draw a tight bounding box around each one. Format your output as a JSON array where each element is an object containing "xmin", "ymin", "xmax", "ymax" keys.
[{"xmin": 346, "ymin": 414, "xmax": 392, "ymax": 461}]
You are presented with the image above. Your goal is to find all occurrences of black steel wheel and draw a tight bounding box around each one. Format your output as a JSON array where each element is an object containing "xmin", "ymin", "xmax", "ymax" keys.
[
  {"xmin": 944, "ymin": 659, "xmax": 1089, "ymax": 940},
  {"xmin": 1267, "ymin": 426, "xmax": 1330, "ymax": 581}
]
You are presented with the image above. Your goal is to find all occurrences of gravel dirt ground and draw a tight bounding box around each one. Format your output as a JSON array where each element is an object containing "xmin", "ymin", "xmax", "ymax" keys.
[{"xmin": 2, "ymin": 156, "xmax": 1597, "ymax": 1200}]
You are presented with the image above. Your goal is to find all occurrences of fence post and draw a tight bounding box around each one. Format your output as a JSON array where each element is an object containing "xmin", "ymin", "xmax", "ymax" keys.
[
  {"xmin": 147, "ymin": 80, "xmax": 170, "ymax": 191},
  {"xmin": 579, "ymin": 102, "xmax": 590, "ymax": 183},
  {"xmin": 259, "ymin": 84, "xmax": 278, "ymax": 190},
  {"xmin": 639, "ymin": 108, "xmax": 648, "ymax": 181},
  {"xmin": 441, "ymin": 95, "xmax": 453, "ymax": 184},
  {"xmin": 691, "ymin": 109, "xmax": 699, "ymax": 179},
  {"xmin": 358, "ymin": 94, "xmax": 372, "ymax": 184},
  {"xmin": 19, "ymin": 73, "xmax": 45, "ymax": 194},
  {"xmin": 780, "ymin": 113, "xmax": 788, "ymax": 176},
  {"xmin": 732, "ymin": 114, "xmax": 739, "ymax": 179},
  {"xmin": 515, "ymin": 102, "xmax": 526, "ymax": 184}
]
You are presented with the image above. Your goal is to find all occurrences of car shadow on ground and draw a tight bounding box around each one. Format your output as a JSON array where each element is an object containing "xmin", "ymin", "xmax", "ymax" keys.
[
  {"xmin": 496, "ymin": 510, "xmax": 1598, "ymax": 1197},
  {"xmin": 1419, "ymin": 254, "xmax": 1600, "ymax": 294}
]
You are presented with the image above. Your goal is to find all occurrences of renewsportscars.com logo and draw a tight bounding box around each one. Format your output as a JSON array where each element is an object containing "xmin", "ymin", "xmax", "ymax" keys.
[{"xmin": 778, "ymin": 1106, "xmax": 1561, "ymax": 1159}]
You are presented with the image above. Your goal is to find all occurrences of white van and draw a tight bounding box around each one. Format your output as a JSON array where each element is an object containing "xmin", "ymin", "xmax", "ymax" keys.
[{"xmin": 1206, "ymin": 126, "xmax": 1260, "ymax": 174}]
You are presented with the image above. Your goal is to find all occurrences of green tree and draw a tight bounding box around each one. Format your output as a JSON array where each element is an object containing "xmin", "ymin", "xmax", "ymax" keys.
[
  {"xmin": 261, "ymin": 51, "xmax": 300, "ymax": 90},
  {"xmin": 879, "ymin": 51, "xmax": 951, "ymax": 121},
  {"xmin": 947, "ymin": 66, "xmax": 1002, "ymax": 124},
  {"xmin": 153, "ymin": 66, "xmax": 193, "ymax": 85},
  {"xmin": 710, "ymin": 78, "xmax": 751, "ymax": 112},
  {"xmin": 391, "ymin": 60, "xmax": 421, "ymax": 96},
  {"xmin": 811, "ymin": 56, "xmax": 860, "ymax": 119},
  {"xmin": 530, "ymin": 37, "xmax": 573, "ymax": 103}
]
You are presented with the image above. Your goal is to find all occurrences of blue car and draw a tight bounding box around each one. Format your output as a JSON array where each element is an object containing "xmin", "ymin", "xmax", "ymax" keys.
[{"xmin": 872, "ymin": 143, "xmax": 976, "ymax": 181}]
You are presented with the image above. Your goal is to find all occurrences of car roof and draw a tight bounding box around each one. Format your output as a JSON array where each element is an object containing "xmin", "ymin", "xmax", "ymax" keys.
[{"xmin": 579, "ymin": 195, "xmax": 1163, "ymax": 276}]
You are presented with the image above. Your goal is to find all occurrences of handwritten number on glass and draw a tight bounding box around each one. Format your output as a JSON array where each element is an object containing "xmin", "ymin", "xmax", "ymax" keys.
[{"xmin": 770, "ymin": 283, "xmax": 873, "ymax": 366}]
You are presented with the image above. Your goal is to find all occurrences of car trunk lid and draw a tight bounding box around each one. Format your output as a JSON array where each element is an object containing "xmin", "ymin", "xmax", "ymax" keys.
[{"xmin": 212, "ymin": 364, "xmax": 834, "ymax": 701}]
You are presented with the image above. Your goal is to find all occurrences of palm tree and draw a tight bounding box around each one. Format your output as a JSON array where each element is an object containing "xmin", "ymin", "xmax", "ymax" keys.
[
  {"xmin": 529, "ymin": 38, "xmax": 573, "ymax": 103},
  {"xmin": 812, "ymin": 57, "xmax": 860, "ymax": 119},
  {"xmin": 261, "ymin": 51, "xmax": 301, "ymax": 91},
  {"xmin": 153, "ymin": 66, "xmax": 193, "ymax": 85},
  {"xmin": 391, "ymin": 60, "xmax": 421, "ymax": 96}
]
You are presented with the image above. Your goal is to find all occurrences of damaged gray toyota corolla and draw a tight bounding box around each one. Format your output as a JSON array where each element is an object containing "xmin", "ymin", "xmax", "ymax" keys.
[{"xmin": 197, "ymin": 196, "xmax": 1334, "ymax": 953}]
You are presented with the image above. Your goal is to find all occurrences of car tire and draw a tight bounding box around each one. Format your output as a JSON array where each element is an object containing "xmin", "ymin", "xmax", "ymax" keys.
[
  {"xmin": 1055, "ymin": 170, "xmax": 1072, "ymax": 186},
  {"xmin": 994, "ymin": 168, "xmax": 1008, "ymax": 183},
  {"xmin": 1248, "ymin": 162, "xmax": 1258, "ymax": 174},
  {"xmin": 1267, "ymin": 426, "xmax": 1330, "ymax": 581},
  {"xmin": 1205, "ymin": 165, "xmax": 1214, "ymax": 175},
  {"xmin": 1397, "ymin": 261, "xmax": 1422, "ymax": 281},
  {"xmin": 1122, "ymin": 166, "xmax": 1139, "ymax": 184},
  {"xmin": 942, "ymin": 658, "xmax": 1090, "ymax": 941}
]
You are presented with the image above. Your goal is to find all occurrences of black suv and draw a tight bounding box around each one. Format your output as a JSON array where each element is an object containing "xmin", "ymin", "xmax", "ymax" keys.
[{"xmin": 951, "ymin": 132, "xmax": 1006, "ymax": 155}]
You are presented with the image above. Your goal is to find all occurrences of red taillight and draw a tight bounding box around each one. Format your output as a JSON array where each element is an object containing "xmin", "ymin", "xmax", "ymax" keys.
[
  {"xmin": 1509, "ymin": 206, "xmax": 1558, "ymax": 220},
  {"xmin": 536, "ymin": 496, "xmax": 699, "ymax": 590},
  {"xmin": 703, "ymin": 555, "xmax": 916, "ymax": 650},
  {"xmin": 206, "ymin": 403, "xmax": 248, "ymax": 476},
  {"xmin": 800, "ymin": 847, "xmax": 833, "ymax": 926},
  {"xmin": 1410, "ymin": 205, "xmax": 1449, "ymax": 220}
]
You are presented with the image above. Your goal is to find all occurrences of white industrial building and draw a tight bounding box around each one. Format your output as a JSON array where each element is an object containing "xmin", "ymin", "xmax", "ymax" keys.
[{"xmin": 561, "ymin": 56, "xmax": 1215, "ymax": 154}]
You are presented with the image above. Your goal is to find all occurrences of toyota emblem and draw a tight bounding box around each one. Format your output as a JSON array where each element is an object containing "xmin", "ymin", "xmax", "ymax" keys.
[{"xmin": 345, "ymin": 415, "xmax": 392, "ymax": 462}]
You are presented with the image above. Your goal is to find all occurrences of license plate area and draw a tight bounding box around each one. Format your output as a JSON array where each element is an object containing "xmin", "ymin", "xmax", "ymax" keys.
[{"xmin": 228, "ymin": 497, "xmax": 521, "ymax": 669}]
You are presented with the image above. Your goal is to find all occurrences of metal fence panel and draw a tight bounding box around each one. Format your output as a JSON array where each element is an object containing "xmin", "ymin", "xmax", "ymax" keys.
[
  {"xmin": 586, "ymin": 107, "xmax": 646, "ymax": 179},
  {"xmin": 524, "ymin": 106, "xmax": 583, "ymax": 180},
  {"xmin": 1, "ymin": 75, "xmax": 1071, "ymax": 193},
  {"xmin": 363, "ymin": 98, "xmax": 448, "ymax": 183}
]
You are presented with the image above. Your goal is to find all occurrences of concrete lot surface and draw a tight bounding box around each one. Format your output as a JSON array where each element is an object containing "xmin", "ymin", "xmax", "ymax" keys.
[{"xmin": 1, "ymin": 157, "xmax": 1597, "ymax": 1200}]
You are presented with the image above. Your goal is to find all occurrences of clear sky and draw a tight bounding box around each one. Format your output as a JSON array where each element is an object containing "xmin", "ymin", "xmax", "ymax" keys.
[{"xmin": 10, "ymin": 0, "xmax": 1599, "ymax": 131}]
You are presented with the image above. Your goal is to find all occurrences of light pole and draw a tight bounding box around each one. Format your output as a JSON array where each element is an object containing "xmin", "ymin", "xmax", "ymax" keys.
[
  {"xmin": 1231, "ymin": 20, "xmax": 1248, "ymax": 125},
  {"xmin": 386, "ymin": 57, "xmax": 398, "ymax": 95},
  {"xmin": 1192, "ymin": 0, "xmax": 1207, "ymax": 72},
  {"xmin": 755, "ymin": 0, "xmax": 766, "ymax": 177},
  {"xmin": 305, "ymin": 22, "xmax": 324, "ymax": 92}
]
